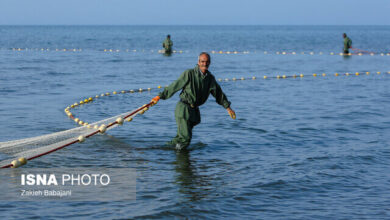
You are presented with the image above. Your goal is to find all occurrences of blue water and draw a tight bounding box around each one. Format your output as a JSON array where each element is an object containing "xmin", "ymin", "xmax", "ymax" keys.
[{"xmin": 0, "ymin": 25, "xmax": 390, "ymax": 219}]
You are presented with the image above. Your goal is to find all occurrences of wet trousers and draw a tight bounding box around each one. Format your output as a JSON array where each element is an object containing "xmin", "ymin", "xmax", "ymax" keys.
[{"xmin": 168, "ymin": 101, "xmax": 200, "ymax": 148}]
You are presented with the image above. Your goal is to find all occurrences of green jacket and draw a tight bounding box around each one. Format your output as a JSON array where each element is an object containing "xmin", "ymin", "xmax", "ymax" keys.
[
  {"xmin": 344, "ymin": 37, "xmax": 352, "ymax": 51},
  {"xmin": 159, "ymin": 65, "xmax": 231, "ymax": 109},
  {"xmin": 163, "ymin": 38, "xmax": 173, "ymax": 51}
]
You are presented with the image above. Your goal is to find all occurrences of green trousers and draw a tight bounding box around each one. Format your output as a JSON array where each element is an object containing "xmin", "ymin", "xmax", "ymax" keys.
[
  {"xmin": 164, "ymin": 48, "xmax": 172, "ymax": 54},
  {"xmin": 168, "ymin": 101, "xmax": 200, "ymax": 148}
]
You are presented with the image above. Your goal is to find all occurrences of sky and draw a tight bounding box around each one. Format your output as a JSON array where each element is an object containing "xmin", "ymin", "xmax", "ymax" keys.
[{"xmin": 0, "ymin": 0, "xmax": 389, "ymax": 25}]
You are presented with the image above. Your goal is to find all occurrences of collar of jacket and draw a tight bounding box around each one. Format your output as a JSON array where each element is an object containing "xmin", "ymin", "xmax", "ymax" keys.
[{"xmin": 195, "ymin": 65, "xmax": 209, "ymax": 78}]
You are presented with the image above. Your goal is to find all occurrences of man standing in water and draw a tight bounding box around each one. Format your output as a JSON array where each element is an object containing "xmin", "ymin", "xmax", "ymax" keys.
[
  {"xmin": 151, "ymin": 52, "xmax": 236, "ymax": 150},
  {"xmin": 162, "ymin": 34, "xmax": 173, "ymax": 54},
  {"xmin": 343, "ymin": 33, "xmax": 352, "ymax": 54}
]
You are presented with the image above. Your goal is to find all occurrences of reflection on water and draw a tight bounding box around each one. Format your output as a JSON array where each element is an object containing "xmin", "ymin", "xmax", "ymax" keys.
[
  {"xmin": 174, "ymin": 149, "xmax": 211, "ymax": 202},
  {"xmin": 163, "ymin": 52, "xmax": 173, "ymax": 57},
  {"xmin": 343, "ymin": 54, "xmax": 352, "ymax": 59}
]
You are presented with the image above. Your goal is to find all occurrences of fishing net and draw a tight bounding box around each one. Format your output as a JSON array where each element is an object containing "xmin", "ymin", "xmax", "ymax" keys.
[{"xmin": 0, "ymin": 106, "xmax": 146, "ymax": 168}]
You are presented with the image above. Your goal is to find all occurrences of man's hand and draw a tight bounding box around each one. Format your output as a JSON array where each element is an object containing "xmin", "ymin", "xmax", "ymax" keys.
[
  {"xmin": 151, "ymin": 96, "xmax": 160, "ymax": 105},
  {"xmin": 227, "ymin": 107, "xmax": 236, "ymax": 119}
]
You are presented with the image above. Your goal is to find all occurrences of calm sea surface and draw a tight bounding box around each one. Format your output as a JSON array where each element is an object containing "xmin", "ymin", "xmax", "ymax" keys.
[{"xmin": 0, "ymin": 26, "xmax": 389, "ymax": 219}]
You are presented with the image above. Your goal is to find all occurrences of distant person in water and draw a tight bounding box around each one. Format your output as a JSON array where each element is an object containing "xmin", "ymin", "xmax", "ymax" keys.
[
  {"xmin": 151, "ymin": 52, "xmax": 236, "ymax": 150},
  {"xmin": 162, "ymin": 35, "xmax": 173, "ymax": 54},
  {"xmin": 343, "ymin": 33, "xmax": 352, "ymax": 54}
]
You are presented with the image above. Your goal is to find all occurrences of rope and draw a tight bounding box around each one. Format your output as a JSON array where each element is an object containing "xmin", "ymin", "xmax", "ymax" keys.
[
  {"xmin": 66, "ymin": 70, "xmax": 390, "ymax": 127},
  {"xmin": 3, "ymin": 70, "xmax": 389, "ymax": 168},
  {"xmin": 3, "ymin": 48, "xmax": 390, "ymax": 56},
  {"xmin": 1, "ymin": 100, "xmax": 156, "ymax": 169},
  {"xmin": 217, "ymin": 71, "xmax": 390, "ymax": 82},
  {"xmin": 65, "ymin": 88, "xmax": 164, "ymax": 126},
  {"xmin": 350, "ymin": 47, "xmax": 375, "ymax": 54}
]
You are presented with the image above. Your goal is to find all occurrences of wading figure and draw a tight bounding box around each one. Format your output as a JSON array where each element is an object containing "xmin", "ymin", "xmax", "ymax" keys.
[
  {"xmin": 343, "ymin": 33, "xmax": 352, "ymax": 54},
  {"xmin": 162, "ymin": 35, "xmax": 173, "ymax": 55},
  {"xmin": 151, "ymin": 52, "xmax": 236, "ymax": 150}
]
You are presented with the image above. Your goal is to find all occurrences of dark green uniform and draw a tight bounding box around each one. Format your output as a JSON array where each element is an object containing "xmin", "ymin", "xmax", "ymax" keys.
[
  {"xmin": 344, "ymin": 37, "xmax": 352, "ymax": 53},
  {"xmin": 159, "ymin": 65, "xmax": 231, "ymax": 148},
  {"xmin": 162, "ymin": 38, "xmax": 173, "ymax": 54}
]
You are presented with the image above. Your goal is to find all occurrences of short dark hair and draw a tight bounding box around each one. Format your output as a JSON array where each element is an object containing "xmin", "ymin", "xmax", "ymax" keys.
[
  {"xmin": 198, "ymin": 52, "xmax": 210, "ymax": 61},
  {"xmin": 167, "ymin": 34, "xmax": 170, "ymax": 38}
]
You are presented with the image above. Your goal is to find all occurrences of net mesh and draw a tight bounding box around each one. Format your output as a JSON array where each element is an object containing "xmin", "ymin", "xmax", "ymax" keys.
[{"xmin": 0, "ymin": 107, "xmax": 141, "ymax": 168}]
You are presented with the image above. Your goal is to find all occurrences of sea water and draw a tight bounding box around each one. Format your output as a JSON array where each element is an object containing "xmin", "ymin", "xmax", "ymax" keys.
[{"xmin": 0, "ymin": 25, "xmax": 389, "ymax": 219}]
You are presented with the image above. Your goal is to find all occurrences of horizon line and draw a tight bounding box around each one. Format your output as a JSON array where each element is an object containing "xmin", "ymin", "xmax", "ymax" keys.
[{"xmin": 1, "ymin": 24, "xmax": 389, "ymax": 26}]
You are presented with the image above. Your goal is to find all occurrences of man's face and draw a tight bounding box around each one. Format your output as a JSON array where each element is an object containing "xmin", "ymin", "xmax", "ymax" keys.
[{"xmin": 198, "ymin": 54, "xmax": 210, "ymax": 73}]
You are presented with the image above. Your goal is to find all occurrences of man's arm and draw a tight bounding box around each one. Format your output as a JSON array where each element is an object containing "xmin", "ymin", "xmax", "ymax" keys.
[
  {"xmin": 210, "ymin": 81, "xmax": 236, "ymax": 119},
  {"xmin": 158, "ymin": 70, "xmax": 189, "ymax": 100},
  {"xmin": 210, "ymin": 82, "xmax": 231, "ymax": 108}
]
